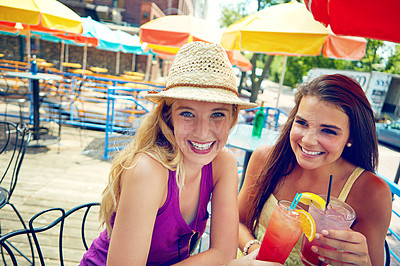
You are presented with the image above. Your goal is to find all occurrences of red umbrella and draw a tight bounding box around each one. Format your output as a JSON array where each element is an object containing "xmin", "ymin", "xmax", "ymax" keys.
[{"xmin": 304, "ymin": 0, "xmax": 400, "ymax": 43}]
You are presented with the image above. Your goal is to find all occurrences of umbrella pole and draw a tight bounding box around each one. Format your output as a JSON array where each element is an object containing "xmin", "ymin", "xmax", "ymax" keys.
[
  {"xmin": 275, "ymin": 55, "xmax": 288, "ymax": 111},
  {"xmin": 65, "ymin": 44, "xmax": 69, "ymax": 63},
  {"xmin": 26, "ymin": 26, "xmax": 31, "ymax": 70},
  {"xmin": 145, "ymin": 54, "xmax": 152, "ymax": 81},
  {"xmin": 60, "ymin": 41, "xmax": 65, "ymax": 72},
  {"xmin": 132, "ymin": 53, "xmax": 136, "ymax": 71},
  {"xmin": 82, "ymin": 42, "xmax": 88, "ymax": 71},
  {"xmin": 116, "ymin": 51, "xmax": 120, "ymax": 75}
]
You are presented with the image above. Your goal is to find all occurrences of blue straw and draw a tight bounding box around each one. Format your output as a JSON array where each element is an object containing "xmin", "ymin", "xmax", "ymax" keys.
[
  {"xmin": 289, "ymin": 193, "xmax": 298, "ymax": 210},
  {"xmin": 289, "ymin": 193, "xmax": 302, "ymax": 210}
]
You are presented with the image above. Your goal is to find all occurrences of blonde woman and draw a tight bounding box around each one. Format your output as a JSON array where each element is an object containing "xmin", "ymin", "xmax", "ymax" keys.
[{"xmin": 80, "ymin": 42, "xmax": 257, "ymax": 265}]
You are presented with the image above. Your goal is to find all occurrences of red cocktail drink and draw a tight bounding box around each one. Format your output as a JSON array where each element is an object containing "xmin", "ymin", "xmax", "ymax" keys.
[{"xmin": 256, "ymin": 200, "xmax": 303, "ymax": 263}]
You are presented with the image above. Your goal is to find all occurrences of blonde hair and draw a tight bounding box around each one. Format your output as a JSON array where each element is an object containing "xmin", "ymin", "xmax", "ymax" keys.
[{"xmin": 100, "ymin": 99, "xmax": 239, "ymax": 236}]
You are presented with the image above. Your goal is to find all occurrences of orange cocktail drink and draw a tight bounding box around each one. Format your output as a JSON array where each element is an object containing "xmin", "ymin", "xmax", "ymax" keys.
[{"xmin": 256, "ymin": 200, "xmax": 303, "ymax": 263}]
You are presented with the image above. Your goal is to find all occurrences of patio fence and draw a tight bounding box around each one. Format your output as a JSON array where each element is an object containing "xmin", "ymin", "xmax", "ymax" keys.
[{"xmin": 379, "ymin": 173, "xmax": 400, "ymax": 264}]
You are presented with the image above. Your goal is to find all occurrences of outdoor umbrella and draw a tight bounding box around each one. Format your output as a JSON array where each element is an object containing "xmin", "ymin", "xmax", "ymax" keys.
[
  {"xmin": 226, "ymin": 50, "xmax": 253, "ymax": 72},
  {"xmin": 0, "ymin": 0, "xmax": 83, "ymax": 67},
  {"xmin": 221, "ymin": 1, "xmax": 367, "ymax": 108},
  {"xmin": 304, "ymin": 0, "xmax": 400, "ymax": 43},
  {"xmin": 76, "ymin": 16, "xmax": 119, "ymax": 72},
  {"xmin": 32, "ymin": 30, "xmax": 98, "ymax": 72},
  {"xmin": 114, "ymin": 30, "xmax": 145, "ymax": 54},
  {"xmin": 139, "ymin": 15, "xmax": 221, "ymax": 54},
  {"xmin": 80, "ymin": 17, "xmax": 147, "ymax": 74},
  {"xmin": 113, "ymin": 30, "xmax": 148, "ymax": 74}
]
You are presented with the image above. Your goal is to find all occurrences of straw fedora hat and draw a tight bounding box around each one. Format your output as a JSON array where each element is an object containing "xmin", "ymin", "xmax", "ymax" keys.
[{"xmin": 145, "ymin": 41, "xmax": 257, "ymax": 110}]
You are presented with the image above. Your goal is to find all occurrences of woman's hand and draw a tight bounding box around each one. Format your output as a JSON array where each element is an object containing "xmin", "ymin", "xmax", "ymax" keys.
[
  {"xmin": 225, "ymin": 249, "xmax": 283, "ymax": 266},
  {"xmin": 311, "ymin": 229, "xmax": 372, "ymax": 266}
]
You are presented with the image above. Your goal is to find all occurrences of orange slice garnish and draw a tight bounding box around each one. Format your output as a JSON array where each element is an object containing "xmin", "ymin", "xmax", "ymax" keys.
[{"xmin": 295, "ymin": 209, "xmax": 316, "ymax": 242}]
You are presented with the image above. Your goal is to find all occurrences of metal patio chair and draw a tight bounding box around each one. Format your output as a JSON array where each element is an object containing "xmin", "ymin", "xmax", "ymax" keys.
[
  {"xmin": 0, "ymin": 202, "xmax": 100, "ymax": 265},
  {"xmin": 0, "ymin": 121, "xmax": 32, "ymax": 263},
  {"xmin": 0, "ymin": 76, "xmax": 29, "ymax": 124}
]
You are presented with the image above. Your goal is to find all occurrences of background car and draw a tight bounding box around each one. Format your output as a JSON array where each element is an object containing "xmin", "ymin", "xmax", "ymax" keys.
[{"xmin": 376, "ymin": 121, "xmax": 400, "ymax": 149}]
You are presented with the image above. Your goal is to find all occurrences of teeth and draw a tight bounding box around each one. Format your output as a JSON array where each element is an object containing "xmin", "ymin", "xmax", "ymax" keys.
[
  {"xmin": 301, "ymin": 146, "xmax": 323, "ymax": 156},
  {"xmin": 190, "ymin": 141, "xmax": 213, "ymax": 150}
]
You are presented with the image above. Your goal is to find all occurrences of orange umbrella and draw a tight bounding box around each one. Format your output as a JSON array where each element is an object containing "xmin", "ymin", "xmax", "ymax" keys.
[
  {"xmin": 226, "ymin": 50, "xmax": 252, "ymax": 72},
  {"xmin": 140, "ymin": 15, "xmax": 221, "ymax": 52},
  {"xmin": 323, "ymin": 27, "xmax": 366, "ymax": 60}
]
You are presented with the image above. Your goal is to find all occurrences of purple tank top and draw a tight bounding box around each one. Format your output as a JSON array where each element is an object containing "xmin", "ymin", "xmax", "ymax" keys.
[{"xmin": 80, "ymin": 162, "xmax": 214, "ymax": 265}]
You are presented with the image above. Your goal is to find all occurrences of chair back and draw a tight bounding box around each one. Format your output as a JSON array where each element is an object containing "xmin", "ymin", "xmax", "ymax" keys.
[
  {"xmin": 0, "ymin": 202, "xmax": 101, "ymax": 265},
  {"xmin": 0, "ymin": 122, "xmax": 31, "ymax": 209}
]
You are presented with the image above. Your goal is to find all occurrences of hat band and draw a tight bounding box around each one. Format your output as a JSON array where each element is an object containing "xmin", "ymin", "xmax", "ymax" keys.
[{"xmin": 165, "ymin": 83, "xmax": 239, "ymax": 97}]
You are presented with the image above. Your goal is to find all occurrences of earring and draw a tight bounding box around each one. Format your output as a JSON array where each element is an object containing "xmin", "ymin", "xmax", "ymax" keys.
[{"xmin": 346, "ymin": 142, "xmax": 352, "ymax": 147}]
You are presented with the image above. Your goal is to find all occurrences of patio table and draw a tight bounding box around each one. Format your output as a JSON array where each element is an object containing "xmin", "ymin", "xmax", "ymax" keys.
[
  {"xmin": 226, "ymin": 123, "xmax": 280, "ymax": 190},
  {"xmin": 5, "ymin": 71, "xmax": 63, "ymax": 141}
]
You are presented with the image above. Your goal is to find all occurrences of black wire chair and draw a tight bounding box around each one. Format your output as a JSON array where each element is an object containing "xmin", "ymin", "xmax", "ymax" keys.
[
  {"xmin": 0, "ymin": 202, "xmax": 100, "ymax": 265},
  {"xmin": 0, "ymin": 76, "xmax": 29, "ymax": 124},
  {"xmin": 0, "ymin": 122, "xmax": 33, "ymax": 262},
  {"xmin": 385, "ymin": 239, "xmax": 390, "ymax": 266}
]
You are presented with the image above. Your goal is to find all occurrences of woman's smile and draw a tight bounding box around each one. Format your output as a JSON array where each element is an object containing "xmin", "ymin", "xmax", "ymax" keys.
[{"xmin": 188, "ymin": 140, "xmax": 215, "ymax": 153}]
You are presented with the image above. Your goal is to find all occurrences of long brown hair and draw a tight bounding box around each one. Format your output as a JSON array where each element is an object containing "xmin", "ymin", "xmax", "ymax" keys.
[{"xmin": 247, "ymin": 74, "xmax": 379, "ymax": 233}]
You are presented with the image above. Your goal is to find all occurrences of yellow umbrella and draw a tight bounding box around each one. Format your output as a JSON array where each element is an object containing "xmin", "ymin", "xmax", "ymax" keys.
[
  {"xmin": 0, "ymin": 0, "xmax": 83, "ymax": 68},
  {"xmin": 221, "ymin": 2, "xmax": 328, "ymax": 56},
  {"xmin": 221, "ymin": 2, "xmax": 366, "ymax": 108},
  {"xmin": 0, "ymin": 0, "xmax": 82, "ymax": 33}
]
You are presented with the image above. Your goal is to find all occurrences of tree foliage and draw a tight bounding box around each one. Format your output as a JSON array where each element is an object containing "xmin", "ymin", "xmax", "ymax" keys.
[
  {"xmin": 385, "ymin": 44, "xmax": 400, "ymax": 74},
  {"xmin": 219, "ymin": 2, "xmax": 248, "ymax": 28}
]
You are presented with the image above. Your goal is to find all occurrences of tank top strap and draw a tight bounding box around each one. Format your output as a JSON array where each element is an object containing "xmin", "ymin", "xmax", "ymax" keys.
[{"xmin": 338, "ymin": 167, "xmax": 365, "ymax": 201}]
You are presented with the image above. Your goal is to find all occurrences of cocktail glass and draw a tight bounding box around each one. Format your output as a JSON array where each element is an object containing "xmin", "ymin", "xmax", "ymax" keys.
[
  {"xmin": 256, "ymin": 200, "xmax": 303, "ymax": 263},
  {"xmin": 300, "ymin": 195, "xmax": 356, "ymax": 266}
]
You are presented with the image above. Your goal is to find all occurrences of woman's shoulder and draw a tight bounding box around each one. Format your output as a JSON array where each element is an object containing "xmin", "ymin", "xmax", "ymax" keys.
[
  {"xmin": 252, "ymin": 144, "xmax": 273, "ymax": 163},
  {"xmin": 121, "ymin": 153, "xmax": 169, "ymax": 187},
  {"xmin": 212, "ymin": 147, "xmax": 236, "ymax": 174},
  {"xmin": 349, "ymin": 170, "xmax": 392, "ymax": 219},
  {"xmin": 354, "ymin": 170, "xmax": 391, "ymax": 201},
  {"xmin": 212, "ymin": 147, "xmax": 237, "ymax": 166}
]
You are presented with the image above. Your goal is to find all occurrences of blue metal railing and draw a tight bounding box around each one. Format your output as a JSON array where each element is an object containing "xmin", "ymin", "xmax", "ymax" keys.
[
  {"xmin": 379, "ymin": 173, "xmax": 400, "ymax": 263},
  {"xmin": 103, "ymin": 86, "xmax": 162, "ymax": 160}
]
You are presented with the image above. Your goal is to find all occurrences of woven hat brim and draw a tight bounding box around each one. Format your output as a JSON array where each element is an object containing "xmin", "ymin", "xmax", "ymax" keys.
[{"xmin": 144, "ymin": 87, "xmax": 257, "ymax": 110}]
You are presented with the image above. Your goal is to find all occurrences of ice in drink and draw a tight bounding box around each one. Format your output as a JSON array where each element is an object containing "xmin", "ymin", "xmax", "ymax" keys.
[
  {"xmin": 256, "ymin": 200, "xmax": 303, "ymax": 263},
  {"xmin": 300, "ymin": 196, "xmax": 356, "ymax": 266}
]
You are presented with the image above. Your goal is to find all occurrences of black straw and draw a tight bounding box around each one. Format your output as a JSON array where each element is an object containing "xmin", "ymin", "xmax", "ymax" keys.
[
  {"xmin": 318, "ymin": 175, "xmax": 333, "ymax": 266},
  {"xmin": 325, "ymin": 175, "xmax": 333, "ymax": 211}
]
